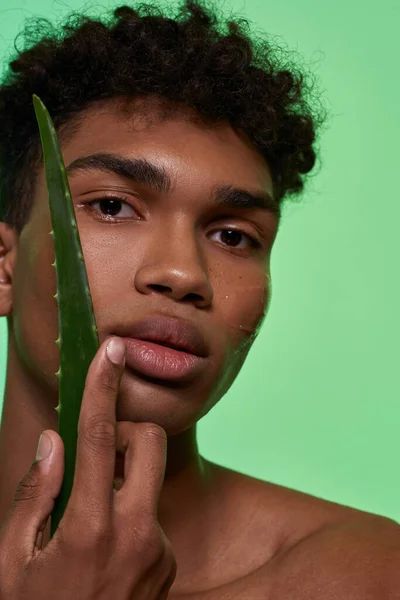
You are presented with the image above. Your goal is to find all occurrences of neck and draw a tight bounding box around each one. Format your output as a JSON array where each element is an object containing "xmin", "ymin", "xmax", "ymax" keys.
[{"xmin": 0, "ymin": 332, "xmax": 213, "ymax": 548}]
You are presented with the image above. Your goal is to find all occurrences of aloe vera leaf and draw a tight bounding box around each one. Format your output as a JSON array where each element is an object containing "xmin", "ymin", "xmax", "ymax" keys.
[{"xmin": 33, "ymin": 95, "xmax": 100, "ymax": 539}]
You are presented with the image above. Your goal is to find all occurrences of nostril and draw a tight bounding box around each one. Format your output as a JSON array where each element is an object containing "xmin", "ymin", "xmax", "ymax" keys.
[
  {"xmin": 146, "ymin": 284, "xmax": 206, "ymax": 305},
  {"xmin": 183, "ymin": 293, "xmax": 203, "ymax": 303},
  {"xmin": 149, "ymin": 284, "xmax": 172, "ymax": 293}
]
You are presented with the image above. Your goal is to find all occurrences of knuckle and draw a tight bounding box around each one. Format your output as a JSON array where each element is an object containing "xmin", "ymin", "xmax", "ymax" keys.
[
  {"xmin": 80, "ymin": 414, "xmax": 116, "ymax": 450},
  {"xmin": 162, "ymin": 542, "xmax": 177, "ymax": 575},
  {"xmin": 86, "ymin": 511, "xmax": 114, "ymax": 542},
  {"xmin": 115, "ymin": 422, "xmax": 167, "ymax": 455},
  {"xmin": 162, "ymin": 534, "xmax": 176, "ymax": 566},
  {"xmin": 133, "ymin": 522, "xmax": 166, "ymax": 563},
  {"xmin": 138, "ymin": 423, "xmax": 167, "ymax": 443},
  {"xmin": 62, "ymin": 517, "xmax": 113, "ymax": 554},
  {"xmin": 13, "ymin": 465, "xmax": 42, "ymax": 503},
  {"xmin": 86, "ymin": 523, "xmax": 114, "ymax": 548}
]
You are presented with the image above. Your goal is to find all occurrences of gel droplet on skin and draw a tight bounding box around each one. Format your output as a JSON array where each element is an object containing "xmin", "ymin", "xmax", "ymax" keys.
[{"xmin": 221, "ymin": 274, "xmax": 271, "ymax": 341}]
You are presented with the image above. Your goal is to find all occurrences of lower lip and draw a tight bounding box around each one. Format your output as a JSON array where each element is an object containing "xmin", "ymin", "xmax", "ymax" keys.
[{"xmin": 122, "ymin": 338, "xmax": 207, "ymax": 382}]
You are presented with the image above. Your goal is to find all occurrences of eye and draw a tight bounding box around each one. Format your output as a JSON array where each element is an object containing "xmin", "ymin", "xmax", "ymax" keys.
[
  {"xmin": 83, "ymin": 198, "xmax": 262, "ymax": 251},
  {"xmin": 209, "ymin": 228, "xmax": 262, "ymax": 250},
  {"xmin": 86, "ymin": 196, "xmax": 138, "ymax": 219}
]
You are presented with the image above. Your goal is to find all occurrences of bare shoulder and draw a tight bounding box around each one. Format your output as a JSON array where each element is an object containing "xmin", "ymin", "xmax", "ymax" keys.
[
  {"xmin": 267, "ymin": 512, "xmax": 400, "ymax": 599},
  {"xmin": 206, "ymin": 460, "xmax": 397, "ymax": 550},
  {"xmin": 203, "ymin": 463, "xmax": 400, "ymax": 599}
]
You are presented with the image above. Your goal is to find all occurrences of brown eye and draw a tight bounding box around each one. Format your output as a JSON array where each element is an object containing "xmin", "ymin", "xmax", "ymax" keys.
[
  {"xmin": 210, "ymin": 228, "xmax": 261, "ymax": 250},
  {"xmin": 87, "ymin": 197, "xmax": 138, "ymax": 219},
  {"xmin": 97, "ymin": 199, "xmax": 122, "ymax": 217},
  {"xmin": 221, "ymin": 230, "xmax": 244, "ymax": 246}
]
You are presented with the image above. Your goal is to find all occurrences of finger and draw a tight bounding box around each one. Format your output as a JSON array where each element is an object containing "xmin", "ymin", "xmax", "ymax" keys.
[
  {"xmin": 66, "ymin": 337, "xmax": 125, "ymax": 523},
  {"xmin": 0, "ymin": 429, "xmax": 64, "ymax": 563},
  {"xmin": 114, "ymin": 421, "xmax": 167, "ymax": 518}
]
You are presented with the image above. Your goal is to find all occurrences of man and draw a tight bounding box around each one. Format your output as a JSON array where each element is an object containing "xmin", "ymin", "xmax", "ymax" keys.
[{"xmin": 0, "ymin": 1, "xmax": 399, "ymax": 598}]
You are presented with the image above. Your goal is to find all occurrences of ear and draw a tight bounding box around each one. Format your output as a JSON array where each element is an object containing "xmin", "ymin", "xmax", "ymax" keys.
[{"xmin": 0, "ymin": 222, "xmax": 19, "ymax": 316}]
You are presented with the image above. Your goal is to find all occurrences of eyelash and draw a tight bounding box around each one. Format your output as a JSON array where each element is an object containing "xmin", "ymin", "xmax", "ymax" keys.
[{"xmin": 85, "ymin": 196, "xmax": 262, "ymax": 251}]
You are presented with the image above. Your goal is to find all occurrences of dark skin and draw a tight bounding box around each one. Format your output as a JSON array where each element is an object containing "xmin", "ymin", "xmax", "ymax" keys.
[{"xmin": 0, "ymin": 97, "xmax": 399, "ymax": 598}]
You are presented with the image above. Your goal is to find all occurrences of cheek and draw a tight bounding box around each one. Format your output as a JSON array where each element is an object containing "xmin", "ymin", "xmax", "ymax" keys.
[
  {"xmin": 12, "ymin": 220, "xmax": 59, "ymax": 386},
  {"xmin": 216, "ymin": 269, "xmax": 270, "ymax": 396},
  {"xmin": 77, "ymin": 230, "xmax": 137, "ymax": 316},
  {"xmin": 217, "ymin": 267, "xmax": 271, "ymax": 341},
  {"xmin": 197, "ymin": 267, "xmax": 271, "ymax": 419}
]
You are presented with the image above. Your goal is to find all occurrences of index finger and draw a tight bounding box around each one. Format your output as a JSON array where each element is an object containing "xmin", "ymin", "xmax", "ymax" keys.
[{"xmin": 67, "ymin": 337, "xmax": 126, "ymax": 521}]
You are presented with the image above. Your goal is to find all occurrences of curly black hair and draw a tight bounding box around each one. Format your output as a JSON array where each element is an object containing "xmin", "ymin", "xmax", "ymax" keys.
[{"xmin": 0, "ymin": 0, "xmax": 326, "ymax": 234}]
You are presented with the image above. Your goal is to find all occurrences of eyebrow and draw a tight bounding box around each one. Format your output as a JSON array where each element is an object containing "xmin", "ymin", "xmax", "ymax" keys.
[{"xmin": 66, "ymin": 153, "xmax": 280, "ymax": 219}]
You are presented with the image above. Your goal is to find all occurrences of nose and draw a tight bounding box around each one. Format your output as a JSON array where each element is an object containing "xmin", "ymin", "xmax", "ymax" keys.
[{"xmin": 134, "ymin": 225, "xmax": 214, "ymax": 308}]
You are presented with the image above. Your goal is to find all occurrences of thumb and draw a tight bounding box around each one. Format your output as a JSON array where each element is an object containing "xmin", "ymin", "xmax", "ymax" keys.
[{"xmin": 0, "ymin": 429, "xmax": 64, "ymax": 561}]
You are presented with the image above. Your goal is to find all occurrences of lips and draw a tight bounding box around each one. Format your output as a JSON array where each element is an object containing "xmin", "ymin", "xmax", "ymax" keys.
[
  {"xmin": 111, "ymin": 314, "xmax": 209, "ymax": 358},
  {"xmin": 110, "ymin": 314, "xmax": 210, "ymax": 383}
]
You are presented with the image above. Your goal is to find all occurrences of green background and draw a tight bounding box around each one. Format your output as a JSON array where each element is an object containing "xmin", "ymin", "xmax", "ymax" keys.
[{"xmin": 0, "ymin": 0, "xmax": 399, "ymax": 522}]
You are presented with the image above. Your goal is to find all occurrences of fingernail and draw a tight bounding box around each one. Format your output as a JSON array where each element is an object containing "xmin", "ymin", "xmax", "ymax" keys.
[
  {"xmin": 36, "ymin": 432, "xmax": 52, "ymax": 461},
  {"xmin": 106, "ymin": 337, "xmax": 126, "ymax": 365}
]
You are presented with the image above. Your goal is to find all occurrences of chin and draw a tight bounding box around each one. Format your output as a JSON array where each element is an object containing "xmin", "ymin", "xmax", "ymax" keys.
[{"xmin": 115, "ymin": 368, "xmax": 212, "ymax": 436}]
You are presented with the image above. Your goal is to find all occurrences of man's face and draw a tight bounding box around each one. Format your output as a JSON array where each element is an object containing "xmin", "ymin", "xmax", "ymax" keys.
[{"xmin": 9, "ymin": 99, "xmax": 280, "ymax": 435}]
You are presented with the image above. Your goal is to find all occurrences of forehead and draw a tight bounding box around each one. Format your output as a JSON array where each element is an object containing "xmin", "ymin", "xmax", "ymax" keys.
[{"xmin": 57, "ymin": 99, "xmax": 274, "ymax": 196}]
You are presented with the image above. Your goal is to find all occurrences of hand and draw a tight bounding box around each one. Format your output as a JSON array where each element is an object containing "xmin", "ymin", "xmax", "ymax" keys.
[{"xmin": 0, "ymin": 337, "xmax": 177, "ymax": 599}]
